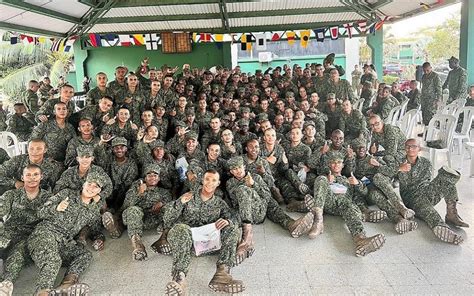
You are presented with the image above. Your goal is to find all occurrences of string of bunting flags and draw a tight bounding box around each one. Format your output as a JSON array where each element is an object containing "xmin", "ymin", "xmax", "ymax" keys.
[{"xmin": 9, "ymin": 33, "xmax": 78, "ymax": 52}]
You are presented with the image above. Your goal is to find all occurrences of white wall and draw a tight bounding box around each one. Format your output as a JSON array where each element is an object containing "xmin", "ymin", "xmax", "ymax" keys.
[{"xmin": 345, "ymin": 37, "xmax": 360, "ymax": 73}]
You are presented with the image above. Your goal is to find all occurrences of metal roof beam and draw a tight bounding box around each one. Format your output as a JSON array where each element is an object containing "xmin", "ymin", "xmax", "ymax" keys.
[
  {"xmin": 97, "ymin": 6, "xmax": 356, "ymax": 24},
  {"xmin": 67, "ymin": 0, "xmax": 118, "ymax": 37},
  {"xmin": 0, "ymin": 21, "xmax": 66, "ymax": 37},
  {"xmin": 0, "ymin": 0, "xmax": 80, "ymax": 23},
  {"xmin": 113, "ymin": 0, "xmax": 220, "ymax": 7},
  {"xmin": 219, "ymin": 0, "xmax": 230, "ymax": 31}
]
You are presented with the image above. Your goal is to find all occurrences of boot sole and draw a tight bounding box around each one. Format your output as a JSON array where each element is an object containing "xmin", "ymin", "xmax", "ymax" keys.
[
  {"xmin": 132, "ymin": 249, "xmax": 148, "ymax": 261},
  {"xmin": 355, "ymin": 234, "xmax": 385, "ymax": 257},
  {"xmin": 165, "ymin": 281, "xmax": 185, "ymax": 296},
  {"xmin": 290, "ymin": 212, "xmax": 314, "ymax": 238},
  {"xmin": 395, "ymin": 220, "xmax": 418, "ymax": 234},
  {"xmin": 51, "ymin": 283, "xmax": 90, "ymax": 296},
  {"xmin": 102, "ymin": 212, "xmax": 121, "ymax": 239},
  {"xmin": 151, "ymin": 241, "xmax": 172, "ymax": 255},
  {"xmin": 304, "ymin": 194, "xmax": 316, "ymax": 212},
  {"xmin": 366, "ymin": 210, "xmax": 388, "ymax": 223},
  {"xmin": 433, "ymin": 226, "xmax": 464, "ymax": 245},
  {"xmin": 401, "ymin": 208, "xmax": 416, "ymax": 220},
  {"xmin": 0, "ymin": 280, "xmax": 13, "ymax": 296},
  {"xmin": 209, "ymin": 282, "xmax": 245, "ymax": 293},
  {"xmin": 235, "ymin": 247, "xmax": 255, "ymax": 266}
]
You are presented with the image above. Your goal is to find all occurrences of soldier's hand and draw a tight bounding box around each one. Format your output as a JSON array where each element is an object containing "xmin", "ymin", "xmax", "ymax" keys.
[
  {"xmin": 244, "ymin": 173, "xmax": 254, "ymax": 187},
  {"xmin": 281, "ymin": 151, "xmax": 289, "ymax": 164},
  {"xmin": 256, "ymin": 164, "xmax": 265, "ymax": 175},
  {"xmin": 102, "ymin": 114, "xmax": 110, "ymax": 123},
  {"xmin": 92, "ymin": 239, "xmax": 104, "ymax": 251},
  {"xmin": 106, "ymin": 116, "xmax": 116, "ymax": 125},
  {"xmin": 227, "ymin": 144, "xmax": 236, "ymax": 154},
  {"xmin": 267, "ymin": 151, "xmax": 277, "ymax": 164},
  {"xmin": 92, "ymin": 195, "xmax": 101, "ymax": 203},
  {"xmin": 131, "ymin": 123, "xmax": 138, "ymax": 130},
  {"xmin": 143, "ymin": 134, "xmax": 154, "ymax": 144},
  {"xmin": 187, "ymin": 171, "xmax": 196, "ymax": 182},
  {"xmin": 321, "ymin": 141, "xmax": 330, "ymax": 154},
  {"xmin": 399, "ymin": 160, "xmax": 411, "ymax": 173},
  {"xmin": 180, "ymin": 192, "xmax": 193, "ymax": 204},
  {"xmin": 347, "ymin": 145, "xmax": 354, "ymax": 159},
  {"xmin": 56, "ymin": 197, "xmax": 69, "ymax": 212},
  {"xmin": 328, "ymin": 171, "xmax": 335, "ymax": 183},
  {"xmin": 138, "ymin": 180, "xmax": 147, "ymax": 195},
  {"xmin": 369, "ymin": 143, "xmax": 377, "ymax": 154},
  {"xmin": 215, "ymin": 218, "xmax": 229, "ymax": 230},
  {"xmin": 14, "ymin": 180, "xmax": 24, "ymax": 189},
  {"xmin": 100, "ymin": 134, "xmax": 115, "ymax": 144},
  {"xmin": 348, "ymin": 172, "xmax": 359, "ymax": 185},
  {"xmin": 136, "ymin": 128, "xmax": 145, "ymax": 141},
  {"xmin": 124, "ymin": 97, "xmax": 132, "ymax": 104},
  {"xmin": 368, "ymin": 157, "xmax": 380, "ymax": 167},
  {"xmin": 150, "ymin": 201, "xmax": 163, "ymax": 214},
  {"xmin": 38, "ymin": 115, "xmax": 48, "ymax": 123}
]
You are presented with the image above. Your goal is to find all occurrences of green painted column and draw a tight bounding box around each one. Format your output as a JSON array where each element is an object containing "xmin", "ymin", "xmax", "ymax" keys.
[
  {"xmin": 460, "ymin": 0, "xmax": 474, "ymax": 85},
  {"xmin": 73, "ymin": 39, "xmax": 89, "ymax": 91},
  {"xmin": 222, "ymin": 42, "xmax": 232, "ymax": 69},
  {"xmin": 367, "ymin": 27, "xmax": 383, "ymax": 80}
]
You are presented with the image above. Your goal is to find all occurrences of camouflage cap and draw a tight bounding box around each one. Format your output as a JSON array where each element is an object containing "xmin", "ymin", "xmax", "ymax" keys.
[
  {"xmin": 76, "ymin": 145, "xmax": 94, "ymax": 157},
  {"xmin": 149, "ymin": 139, "xmax": 165, "ymax": 150},
  {"xmin": 285, "ymin": 91, "xmax": 295, "ymax": 98},
  {"xmin": 351, "ymin": 137, "xmax": 367, "ymax": 148},
  {"xmin": 79, "ymin": 116, "xmax": 93, "ymax": 123},
  {"xmin": 144, "ymin": 163, "xmax": 161, "ymax": 175},
  {"xmin": 186, "ymin": 131, "xmax": 198, "ymax": 141},
  {"xmin": 175, "ymin": 120, "xmax": 186, "ymax": 128},
  {"xmin": 327, "ymin": 151, "xmax": 344, "ymax": 163},
  {"xmin": 303, "ymin": 121, "xmax": 316, "ymax": 129},
  {"xmin": 257, "ymin": 113, "xmax": 268, "ymax": 122},
  {"xmin": 154, "ymin": 102, "xmax": 166, "ymax": 109},
  {"xmin": 185, "ymin": 85, "xmax": 194, "ymax": 90},
  {"xmin": 238, "ymin": 118, "xmax": 249, "ymax": 127},
  {"xmin": 448, "ymin": 56, "xmax": 459, "ymax": 62},
  {"xmin": 227, "ymin": 156, "xmax": 244, "ymax": 170},
  {"xmin": 324, "ymin": 53, "xmax": 335, "ymax": 64},
  {"xmin": 185, "ymin": 108, "xmax": 195, "ymax": 116},
  {"xmin": 240, "ymin": 106, "xmax": 250, "ymax": 113},
  {"xmin": 237, "ymin": 86, "xmax": 246, "ymax": 93},
  {"xmin": 111, "ymin": 136, "xmax": 127, "ymax": 147},
  {"xmin": 86, "ymin": 171, "xmax": 104, "ymax": 188}
]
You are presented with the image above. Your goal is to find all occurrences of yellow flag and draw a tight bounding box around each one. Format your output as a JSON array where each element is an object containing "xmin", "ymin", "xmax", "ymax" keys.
[
  {"xmin": 192, "ymin": 33, "xmax": 197, "ymax": 42},
  {"xmin": 214, "ymin": 34, "xmax": 223, "ymax": 42},
  {"xmin": 38, "ymin": 37, "xmax": 46, "ymax": 44},
  {"xmin": 300, "ymin": 30, "xmax": 310, "ymax": 48},
  {"xmin": 286, "ymin": 31, "xmax": 295, "ymax": 46}
]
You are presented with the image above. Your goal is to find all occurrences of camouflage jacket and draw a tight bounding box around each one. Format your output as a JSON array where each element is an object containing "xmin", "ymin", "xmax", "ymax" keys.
[
  {"xmin": 123, "ymin": 179, "xmax": 173, "ymax": 211},
  {"xmin": 86, "ymin": 86, "xmax": 114, "ymax": 106},
  {"xmin": 30, "ymin": 119, "xmax": 76, "ymax": 162}
]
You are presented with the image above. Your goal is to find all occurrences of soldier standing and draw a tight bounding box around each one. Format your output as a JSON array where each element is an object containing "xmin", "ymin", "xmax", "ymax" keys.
[
  {"xmin": 420, "ymin": 62, "xmax": 442, "ymax": 126},
  {"xmin": 443, "ymin": 56, "xmax": 467, "ymax": 104}
]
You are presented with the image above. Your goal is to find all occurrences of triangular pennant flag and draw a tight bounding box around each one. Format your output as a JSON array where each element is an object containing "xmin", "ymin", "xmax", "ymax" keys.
[
  {"xmin": 101, "ymin": 34, "xmax": 119, "ymax": 47},
  {"xmin": 300, "ymin": 30, "xmax": 310, "ymax": 48},
  {"xmin": 118, "ymin": 35, "xmax": 132, "ymax": 46},
  {"xmin": 314, "ymin": 29, "xmax": 325, "ymax": 42},
  {"xmin": 343, "ymin": 23, "xmax": 353, "ymax": 38},
  {"xmin": 144, "ymin": 33, "xmax": 159, "ymax": 50},
  {"xmin": 89, "ymin": 33, "xmax": 101, "ymax": 47},
  {"xmin": 58, "ymin": 38, "xmax": 67, "ymax": 52},
  {"xmin": 330, "ymin": 26, "xmax": 339, "ymax": 40},
  {"xmin": 271, "ymin": 32, "xmax": 281, "ymax": 41},
  {"xmin": 255, "ymin": 33, "xmax": 267, "ymax": 51},
  {"xmin": 132, "ymin": 34, "xmax": 144, "ymax": 45},
  {"xmin": 214, "ymin": 34, "xmax": 224, "ymax": 42},
  {"xmin": 286, "ymin": 31, "xmax": 295, "ymax": 46},
  {"xmin": 358, "ymin": 21, "xmax": 367, "ymax": 33},
  {"xmin": 192, "ymin": 33, "xmax": 197, "ymax": 43},
  {"xmin": 10, "ymin": 36, "xmax": 18, "ymax": 45},
  {"xmin": 38, "ymin": 37, "xmax": 46, "ymax": 44},
  {"xmin": 50, "ymin": 39, "xmax": 61, "ymax": 51},
  {"xmin": 200, "ymin": 33, "xmax": 211, "ymax": 42},
  {"xmin": 241, "ymin": 34, "xmax": 247, "ymax": 51},
  {"xmin": 375, "ymin": 16, "xmax": 392, "ymax": 30}
]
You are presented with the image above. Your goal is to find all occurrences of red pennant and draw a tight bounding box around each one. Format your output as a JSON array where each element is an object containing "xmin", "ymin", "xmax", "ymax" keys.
[
  {"xmin": 330, "ymin": 27, "xmax": 339, "ymax": 40},
  {"xmin": 271, "ymin": 33, "xmax": 280, "ymax": 41}
]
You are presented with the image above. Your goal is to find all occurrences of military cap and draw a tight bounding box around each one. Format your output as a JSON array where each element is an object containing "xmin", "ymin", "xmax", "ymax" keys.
[
  {"xmin": 111, "ymin": 136, "xmax": 127, "ymax": 147},
  {"xmin": 448, "ymin": 56, "xmax": 459, "ymax": 63},
  {"xmin": 257, "ymin": 113, "xmax": 268, "ymax": 122},
  {"xmin": 303, "ymin": 121, "xmax": 316, "ymax": 129},
  {"xmin": 238, "ymin": 118, "xmax": 249, "ymax": 127},
  {"xmin": 211, "ymin": 84, "xmax": 221, "ymax": 90},
  {"xmin": 324, "ymin": 53, "xmax": 335, "ymax": 64},
  {"xmin": 351, "ymin": 137, "xmax": 367, "ymax": 148},
  {"xmin": 327, "ymin": 151, "xmax": 344, "ymax": 163},
  {"xmin": 227, "ymin": 156, "xmax": 244, "ymax": 170},
  {"xmin": 144, "ymin": 164, "xmax": 161, "ymax": 175},
  {"xmin": 86, "ymin": 171, "xmax": 105, "ymax": 188},
  {"xmin": 185, "ymin": 108, "xmax": 195, "ymax": 116},
  {"xmin": 240, "ymin": 106, "xmax": 251, "ymax": 113},
  {"xmin": 153, "ymin": 102, "xmax": 166, "ymax": 109},
  {"xmin": 285, "ymin": 91, "xmax": 295, "ymax": 98},
  {"xmin": 79, "ymin": 116, "xmax": 93, "ymax": 122},
  {"xmin": 185, "ymin": 85, "xmax": 194, "ymax": 90},
  {"xmin": 76, "ymin": 145, "xmax": 94, "ymax": 157},
  {"xmin": 175, "ymin": 120, "xmax": 186, "ymax": 128},
  {"xmin": 149, "ymin": 139, "xmax": 165, "ymax": 150},
  {"xmin": 186, "ymin": 131, "xmax": 198, "ymax": 141},
  {"xmin": 237, "ymin": 87, "xmax": 246, "ymax": 93}
]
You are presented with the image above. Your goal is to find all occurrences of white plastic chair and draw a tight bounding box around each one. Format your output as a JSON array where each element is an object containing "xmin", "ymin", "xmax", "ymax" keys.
[
  {"xmin": 460, "ymin": 142, "xmax": 474, "ymax": 176},
  {"xmin": 452, "ymin": 98, "xmax": 467, "ymax": 109},
  {"xmin": 385, "ymin": 105, "xmax": 402, "ymax": 125},
  {"xmin": 398, "ymin": 99, "xmax": 409, "ymax": 120},
  {"xmin": 440, "ymin": 103, "xmax": 458, "ymax": 116},
  {"xmin": 398, "ymin": 109, "xmax": 419, "ymax": 138},
  {"xmin": 0, "ymin": 131, "xmax": 23, "ymax": 157},
  {"xmin": 353, "ymin": 98, "xmax": 365, "ymax": 112},
  {"xmin": 453, "ymin": 106, "xmax": 474, "ymax": 154},
  {"xmin": 421, "ymin": 114, "xmax": 457, "ymax": 175}
]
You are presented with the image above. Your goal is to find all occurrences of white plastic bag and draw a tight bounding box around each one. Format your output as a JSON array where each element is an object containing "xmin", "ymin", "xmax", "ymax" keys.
[{"xmin": 191, "ymin": 223, "xmax": 221, "ymax": 256}]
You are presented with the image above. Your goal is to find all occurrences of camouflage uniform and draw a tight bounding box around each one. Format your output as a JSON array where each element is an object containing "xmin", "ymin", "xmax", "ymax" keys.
[
  {"xmin": 327, "ymin": 79, "xmax": 355, "ymax": 102},
  {"xmin": 0, "ymin": 188, "xmax": 51, "ymax": 283},
  {"xmin": 371, "ymin": 124, "xmax": 406, "ymax": 171},
  {"xmin": 279, "ymin": 142, "xmax": 312, "ymax": 201},
  {"xmin": 243, "ymin": 155, "xmax": 275, "ymax": 189},
  {"xmin": 195, "ymin": 110, "xmax": 213, "ymax": 133},
  {"xmin": 86, "ymin": 87, "xmax": 114, "ymax": 106},
  {"xmin": 201, "ymin": 130, "xmax": 222, "ymax": 151},
  {"xmin": 35, "ymin": 98, "xmax": 75, "ymax": 123},
  {"xmin": 6, "ymin": 113, "xmax": 35, "ymax": 142},
  {"xmin": 101, "ymin": 121, "xmax": 138, "ymax": 146},
  {"xmin": 309, "ymin": 144, "xmax": 355, "ymax": 177},
  {"xmin": 371, "ymin": 97, "xmax": 396, "ymax": 121},
  {"xmin": 220, "ymin": 142, "xmax": 242, "ymax": 160},
  {"xmin": 73, "ymin": 105, "xmax": 114, "ymax": 135},
  {"xmin": 153, "ymin": 117, "xmax": 169, "ymax": 142},
  {"xmin": 163, "ymin": 186, "xmax": 238, "ymax": 276},
  {"xmin": 157, "ymin": 88, "xmax": 179, "ymax": 111},
  {"xmin": 30, "ymin": 119, "xmax": 76, "ymax": 162},
  {"xmin": 107, "ymin": 79, "xmax": 127, "ymax": 101},
  {"xmin": 339, "ymin": 109, "xmax": 367, "ymax": 142},
  {"xmin": 116, "ymin": 89, "xmax": 145, "ymax": 125},
  {"xmin": 443, "ymin": 65, "xmax": 467, "ymax": 104},
  {"xmin": 64, "ymin": 136, "xmax": 101, "ymax": 167},
  {"xmin": 122, "ymin": 178, "xmax": 173, "ymax": 239},
  {"xmin": 0, "ymin": 109, "xmax": 6, "ymax": 132},
  {"xmin": 312, "ymin": 77, "xmax": 329, "ymax": 100},
  {"xmin": 406, "ymin": 88, "xmax": 421, "ymax": 111},
  {"xmin": 38, "ymin": 84, "xmax": 53, "ymax": 105},
  {"xmin": 23, "ymin": 89, "xmax": 40, "ymax": 115},
  {"xmin": 0, "ymin": 155, "xmax": 63, "ymax": 194},
  {"xmin": 420, "ymin": 71, "xmax": 442, "ymax": 126},
  {"xmin": 0, "ymin": 148, "xmax": 9, "ymax": 165},
  {"xmin": 27, "ymin": 188, "xmax": 101, "ymax": 291}
]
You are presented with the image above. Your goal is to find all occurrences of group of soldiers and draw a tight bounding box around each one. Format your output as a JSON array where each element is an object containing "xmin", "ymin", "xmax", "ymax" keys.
[{"xmin": 0, "ymin": 53, "xmax": 470, "ymax": 296}]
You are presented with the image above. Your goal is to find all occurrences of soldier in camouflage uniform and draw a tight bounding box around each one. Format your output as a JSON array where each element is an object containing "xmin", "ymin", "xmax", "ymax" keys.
[
  {"xmin": 101, "ymin": 107, "xmax": 138, "ymax": 146},
  {"xmin": 22, "ymin": 80, "xmax": 40, "ymax": 117},
  {"xmin": 234, "ymin": 119, "xmax": 258, "ymax": 146},
  {"xmin": 28, "ymin": 173, "xmax": 106, "ymax": 295},
  {"xmin": 35, "ymin": 84, "xmax": 75, "ymax": 124},
  {"xmin": 195, "ymin": 97, "xmax": 213, "ymax": 133},
  {"xmin": 220, "ymin": 129, "xmax": 243, "ymax": 160},
  {"xmin": 166, "ymin": 120, "xmax": 188, "ymax": 157},
  {"xmin": 144, "ymin": 140, "xmax": 178, "ymax": 193},
  {"xmin": 0, "ymin": 139, "xmax": 63, "ymax": 195},
  {"xmin": 0, "ymin": 165, "xmax": 51, "ymax": 295},
  {"xmin": 164, "ymin": 170, "xmax": 245, "ymax": 295},
  {"xmin": 0, "ymin": 148, "xmax": 9, "ymax": 165},
  {"xmin": 305, "ymin": 151, "xmax": 386, "ymax": 256},
  {"xmin": 159, "ymin": 75, "xmax": 179, "ymax": 111},
  {"xmin": 38, "ymin": 77, "xmax": 53, "ymax": 105},
  {"xmin": 64, "ymin": 117, "xmax": 102, "ymax": 167},
  {"xmin": 420, "ymin": 62, "xmax": 442, "ymax": 126},
  {"xmin": 30, "ymin": 102, "xmax": 76, "ymax": 162},
  {"xmin": 397, "ymin": 138, "xmax": 468, "ymax": 244},
  {"xmin": 122, "ymin": 164, "xmax": 173, "ymax": 261},
  {"xmin": 443, "ymin": 57, "xmax": 467, "ymax": 104},
  {"xmin": 117, "ymin": 73, "xmax": 144, "ymax": 125},
  {"xmin": 367, "ymin": 86, "xmax": 396, "ymax": 122},
  {"xmin": 107, "ymin": 66, "xmax": 128, "ymax": 101},
  {"xmin": 339, "ymin": 99, "xmax": 368, "ymax": 142},
  {"xmin": 86, "ymin": 72, "xmax": 114, "ymax": 106},
  {"xmin": 72, "ymin": 96, "xmax": 114, "ymax": 134},
  {"xmin": 326, "ymin": 68, "xmax": 355, "ymax": 103},
  {"xmin": 7, "ymin": 103, "xmax": 36, "ymax": 141},
  {"xmin": 226, "ymin": 156, "xmax": 314, "ymax": 265},
  {"xmin": 312, "ymin": 64, "xmax": 329, "ymax": 102},
  {"xmin": 152, "ymin": 103, "xmax": 169, "ymax": 142},
  {"xmin": 406, "ymin": 80, "xmax": 421, "ymax": 111},
  {"xmin": 201, "ymin": 117, "xmax": 223, "ymax": 151}
]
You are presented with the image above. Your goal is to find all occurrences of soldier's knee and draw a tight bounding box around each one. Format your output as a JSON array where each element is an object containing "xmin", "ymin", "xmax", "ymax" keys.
[
  {"xmin": 122, "ymin": 206, "xmax": 144, "ymax": 220},
  {"xmin": 169, "ymin": 223, "xmax": 191, "ymax": 239}
]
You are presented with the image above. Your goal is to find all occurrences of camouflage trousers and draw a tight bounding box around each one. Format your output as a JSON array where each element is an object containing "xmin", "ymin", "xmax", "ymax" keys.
[
  {"xmin": 231, "ymin": 185, "xmax": 291, "ymax": 228},
  {"xmin": 420, "ymin": 99, "xmax": 437, "ymax": 126},
  {"xmin": 28, "ymin": 228, "xmax": 92, "ymax": 290},
  {"xmin": 356, "ymin": 173, "xmax": 403, "ymax": 212},
  {"xmin": 168, "ymin": 223, "xmax": 239, "ymax": 276},
  {"xmin": 122, "ymin": 206, "xmax": 163, "ymax": 238},
  {"xmin": 0, "ymin": 236, "xmax": 31, "ymax": 282},
  {"xmin": 312, "ymin": 176, "xmax": 365, "ymax": 236},
  {"xmin": 402, "ymin": 169, "xmax": 459, "ymax": 229},
  {"xmin": 278, "ymin": 170, "xmax": 306, "ymax": 202}
]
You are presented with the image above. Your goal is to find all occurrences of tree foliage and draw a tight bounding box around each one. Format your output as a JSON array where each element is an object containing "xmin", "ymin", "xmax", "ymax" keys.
[{"xmin": 424, "ymin": 15, "xmax": 460, "ymax": 63}]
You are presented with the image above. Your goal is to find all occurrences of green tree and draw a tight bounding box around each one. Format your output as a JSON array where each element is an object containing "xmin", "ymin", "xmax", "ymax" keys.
[{"xmin": 424, "ymin": 15, "xmax": 460, "ymax": 63}]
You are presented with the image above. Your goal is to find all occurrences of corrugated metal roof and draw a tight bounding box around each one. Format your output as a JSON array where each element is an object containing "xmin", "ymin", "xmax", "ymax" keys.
[
  {"xmin": 89, "ymin": 19, "xmax": 222, "ymax": 34},
  {"xmin": 227, "ymin": 0, "xmax": 343, "ymax": 12},
  {"xmin": 378, "ymin": 0, "xmax": 439, "ymax": 17},
  {"xmin": 104, "ymin": 4, "xmax": 220, "ymax": 18},
  {"xmin": 24, "ymin": 0, "xmax": 91, "ymax": 18},
  {"xmin": 230, "ymin": 12, "xmax": 361, "ymax": 27}
]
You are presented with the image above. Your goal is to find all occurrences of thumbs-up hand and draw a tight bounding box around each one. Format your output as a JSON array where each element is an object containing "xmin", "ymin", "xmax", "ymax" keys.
[
  {"xmin": 267, "ymin": 150, "xmax": 277, "ymax": 164},
  {"xmin": 244, "ymin": 172, "xmax": 254, "ymax": 187},
  {"xmin": 369, "ymin": 142, "xmax": 377, "ymax": 154},
  {"xmin": 348, "ymin": 172, "xmax": 359, "ymax": 185},
  {"xmin": 56, "ymin": 197, "xmax": 69, "ymax": 212},
  {"xmin": 328, "ymin": 170, "xmax": 335, "ymax": 183},
  {"xmin": 138, "ymin": 180, "xmax": 147, "ymax": 195},
  {"xmin": 347, "ymin": 145, "xmax": 354, "ymax": 159},
  {"xmin": 399, "ymin": 160, "xmax": 411, "ymax": 172},
  {"xmin": 321, "ymin": 141, "xmax": 330, "ymax": 154},
  {"xmin": 368, "ymin": 157, "xmax": 380, "ymax": 167}
]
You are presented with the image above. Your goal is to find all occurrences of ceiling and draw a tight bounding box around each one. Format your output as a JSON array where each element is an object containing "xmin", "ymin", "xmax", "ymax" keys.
[{"xmin": 0, "ymin": 0, "xmax": 461, "ymax": 38}]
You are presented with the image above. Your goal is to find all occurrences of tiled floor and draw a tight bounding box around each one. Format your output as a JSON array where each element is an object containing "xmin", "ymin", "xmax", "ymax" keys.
[{"xmin": 13, "ymin": 150, "xmax": 474, "ymax": 295}]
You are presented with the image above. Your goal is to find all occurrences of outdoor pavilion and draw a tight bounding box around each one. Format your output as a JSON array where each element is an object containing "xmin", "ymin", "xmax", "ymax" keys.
[{"xmin": 1, "ymin": 0, "xmax": 473, "ymax": 295}]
